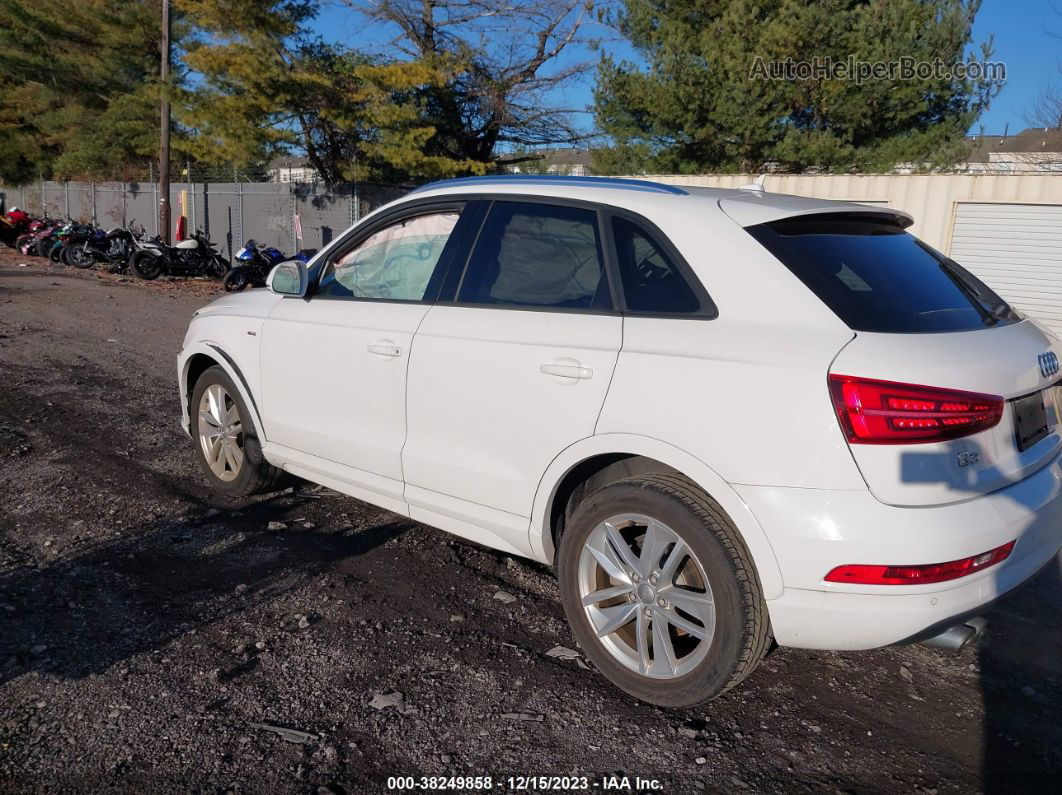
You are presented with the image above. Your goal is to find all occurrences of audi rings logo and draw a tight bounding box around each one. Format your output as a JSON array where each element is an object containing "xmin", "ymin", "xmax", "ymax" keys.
[{"xmin": 1038, "ymin": 351, "xmax": 1059, "ymax": 379}]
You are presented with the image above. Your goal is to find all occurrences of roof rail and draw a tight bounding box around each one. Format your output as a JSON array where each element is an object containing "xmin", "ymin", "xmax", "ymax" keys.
[{"xmin": 409, "ymin": 174, "xmax": 688, "ymax": 196}]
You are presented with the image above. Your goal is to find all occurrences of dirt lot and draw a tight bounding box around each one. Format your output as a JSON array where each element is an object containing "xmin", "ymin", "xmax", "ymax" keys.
[{"xmin": 0, "ymin": 249, "xmax": 1060, "ymax": 794}]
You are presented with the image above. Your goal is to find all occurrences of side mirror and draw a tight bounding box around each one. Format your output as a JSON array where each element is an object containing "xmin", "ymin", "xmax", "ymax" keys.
[{"xmin": 267, "ymin": 260, "xmax": 309, "ymax": 297}]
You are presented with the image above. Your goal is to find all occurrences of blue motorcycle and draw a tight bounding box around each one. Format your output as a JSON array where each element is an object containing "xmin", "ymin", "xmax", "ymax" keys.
[{"xmin": 223, "ymin": 239, "xmax": 312, "ymax": 292}]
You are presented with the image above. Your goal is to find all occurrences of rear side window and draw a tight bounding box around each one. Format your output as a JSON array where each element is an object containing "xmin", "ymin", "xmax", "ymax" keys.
[
  {"xmin": 612, "ymin": 217, "xmax": 701, "ymax": 314},
  {"xmin": 457, "ymin": 201, "xmax": 610, "ymax": 310},
  {"xmin": 747, "ymin": 215, "xmax": 1021, "ymax": 333}
]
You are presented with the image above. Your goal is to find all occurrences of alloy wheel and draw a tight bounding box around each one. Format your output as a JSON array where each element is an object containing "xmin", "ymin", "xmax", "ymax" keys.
[
  {"xmin": 577, "ymin": 513, "xmax": 716, "ymax": 679},
  {"xmin": 197, "ymin": 384, "xmax": 244, "ymax": 482}
]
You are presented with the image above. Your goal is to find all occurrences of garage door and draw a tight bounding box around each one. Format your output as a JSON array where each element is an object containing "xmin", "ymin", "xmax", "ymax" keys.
[{"xmin": 949, "ymin": 202, "xmax": 1062, "ymax": 336}]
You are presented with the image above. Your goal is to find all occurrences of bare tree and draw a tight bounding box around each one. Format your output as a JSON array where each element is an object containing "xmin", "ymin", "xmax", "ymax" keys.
[
  {"xmin": 343, "ymin": 0, "xmax": 596, "ymax": 164},
  {"xmin": 1027, "ymin": 84, "xmax": 1062, "ymax": 130},
  {"xmin": 1027, "ymin": 1, "xmax": 1062, "ymax": 130}
]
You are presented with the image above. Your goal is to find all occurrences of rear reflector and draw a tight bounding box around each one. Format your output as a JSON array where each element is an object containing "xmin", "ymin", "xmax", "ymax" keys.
[
  {"xmin": 825, "ymin": 540, "xmax": 1015, "ymax": 585},
  {"xmin": 829, "ymin": 375, "xmax": 1004, "ymax": 444}
]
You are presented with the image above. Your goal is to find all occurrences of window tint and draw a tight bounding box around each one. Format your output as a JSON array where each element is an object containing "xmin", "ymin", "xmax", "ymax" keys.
[
  {"xmin": 458, "ymin": 202, "xmax": 609, "ymax": 310},
  {"xmin": 747, "ymin": 215, "xmax": 1021, "ymax": 333},
  {"xmin": 318, "ymin": 211, "xmax": 459, "ymax": 300},
  {"xmin": 612, "ymin": 217, "xmax": 701, "ymax": 314}
]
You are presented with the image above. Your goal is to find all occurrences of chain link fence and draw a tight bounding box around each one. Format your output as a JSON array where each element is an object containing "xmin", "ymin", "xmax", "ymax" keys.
[{"xmin": 0, "ymin": 180, "xmax": 414, "ymax": 259}]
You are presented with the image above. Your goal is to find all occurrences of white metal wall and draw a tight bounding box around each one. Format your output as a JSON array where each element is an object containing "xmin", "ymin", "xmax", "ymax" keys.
[
  {"xmin": 949, "ymin": 203, "xmax": 1062, "ymax": 336},
  {"xmin": 636, "ymin": 173, "xmax": 1062, "ymax": 254}
]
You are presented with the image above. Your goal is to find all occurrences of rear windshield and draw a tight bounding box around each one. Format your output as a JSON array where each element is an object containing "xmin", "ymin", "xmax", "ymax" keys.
[{"xmin": 747, "ymin": 214, "xmax": 1021, "ymax": 333}]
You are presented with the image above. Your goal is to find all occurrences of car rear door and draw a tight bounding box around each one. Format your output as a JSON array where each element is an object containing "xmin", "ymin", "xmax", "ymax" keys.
[{"xmin": 401, "ymin": 198, "xmax": 622, "ymax": 554}]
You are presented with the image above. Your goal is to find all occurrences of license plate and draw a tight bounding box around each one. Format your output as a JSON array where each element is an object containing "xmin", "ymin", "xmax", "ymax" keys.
[{"xmin": 1014, "ymin": 391, "xmax": 1050, "ymax": 451}]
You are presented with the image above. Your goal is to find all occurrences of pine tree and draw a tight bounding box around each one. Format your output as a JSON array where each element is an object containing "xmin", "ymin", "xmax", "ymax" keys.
[
  {"xmin": 0, "ymin": 0, "xmax": 189, "ymax": 182},
  {"xmin": 594, "ymin": 0, "xmax": 1002, "ymax": 174}
]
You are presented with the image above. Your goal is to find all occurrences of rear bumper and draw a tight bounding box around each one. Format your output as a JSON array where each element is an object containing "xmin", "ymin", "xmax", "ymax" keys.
[{"xmin": 736, "ymin": 452, "xmax": 1062, "ymax": 650}]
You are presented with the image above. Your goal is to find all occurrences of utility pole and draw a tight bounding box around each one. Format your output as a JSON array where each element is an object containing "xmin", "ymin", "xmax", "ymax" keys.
[{"xmin": 159, "ymin": 0, "xmax": 171, "ymax": 244}]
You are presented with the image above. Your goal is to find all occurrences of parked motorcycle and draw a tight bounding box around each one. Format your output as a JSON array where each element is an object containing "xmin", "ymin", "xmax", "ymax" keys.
[
  {"xmin": 15, "ymin": 215, "xmax": 60, "ymax": 255},
  {"xmin": 62, "ymin": 224, "xmax": 139, "ymax": 272},
  {"xmin": 1, "ymin": 207, "xmax": 34, "ymax": 247},
  {"xmin": 129, "ymin": 229, "xmax": 228, "ymax": 280},
  {"xmin": 115, "ymin": 223, "xmax": 165, "ymax": 274},
  {"xmin": 48, "ymin": 221, "xmax": 95, "ymax": 263},
  {"xmin": 224, "ymin": 239, "xmax": 284, "ymax": 291},
  {"xmin": 60, "ymin": 226, "xmax": 111, "ymax": 269},
  {"xmin": 14, "ymin": 216, "xmax": 51, "ymax": 254}
]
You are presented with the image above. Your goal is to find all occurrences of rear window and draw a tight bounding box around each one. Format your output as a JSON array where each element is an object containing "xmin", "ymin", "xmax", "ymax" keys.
[{"xmin": 747, "ymin": 214, "xmax": 1021, "ymax": 333}]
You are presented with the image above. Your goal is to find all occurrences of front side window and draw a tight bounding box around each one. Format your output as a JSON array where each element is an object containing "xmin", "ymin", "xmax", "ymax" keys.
[
  {"xmin": 457, "ymin": 202, "xmax": 609, "ymax": 310},
  {"xmin": 612, "ymin": 216, "xmax": 701, "ymax": 314},
  {"xmin": 318, "ymin": 211, "xmax": 460, "ymax": 300}
]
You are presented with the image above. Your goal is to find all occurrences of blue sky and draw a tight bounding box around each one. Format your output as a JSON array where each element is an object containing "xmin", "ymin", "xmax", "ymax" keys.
[
  {"xmin": 971, "ymin": 0, "xmax": 1060, "ymax": 133},
  {"xmin": 312, "ymin": 0, "xmax": 1061, "ymax": 138}
]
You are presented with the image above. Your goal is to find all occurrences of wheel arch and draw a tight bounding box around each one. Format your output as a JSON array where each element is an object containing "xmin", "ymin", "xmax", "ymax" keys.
[
  {"xmin": 529, "ymin": 434, "xmax": 784, "ymax": 599},
  {"xmin": 179, "ymin": 343, "xmax": 267, "ymax": 443}
]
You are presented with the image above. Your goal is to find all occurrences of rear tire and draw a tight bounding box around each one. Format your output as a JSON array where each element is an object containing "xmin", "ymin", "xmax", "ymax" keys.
[
  {"xmin": 556, "ymin": 473, "xmax": 771, "ymax": 706},
  {"xmin": 129, "ymin": 249, "xmax": 162, "ymax": 280},
  {"xmin": 190, "ymin": 365, "xmax": 286, "ymax": 496}
]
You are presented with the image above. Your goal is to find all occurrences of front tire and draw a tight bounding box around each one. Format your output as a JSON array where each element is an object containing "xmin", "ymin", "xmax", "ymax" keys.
[
  {"xmin": 129, "ymin": 249, "xmax": 162, "ymax": 279},
  {"xmin": 65, "ymin": 245, "xmax": 95, "ymax": 269},
  {"xmin": 557, "ymin": 474, "xmax": 771, "ymax": 706},
  {"xmin": 223, "ymin": 267, "xmax": 250, "ymax": 292},
  {"xmin": 190, "ymin": 365, "xmax": 286, "ymax": 496}
]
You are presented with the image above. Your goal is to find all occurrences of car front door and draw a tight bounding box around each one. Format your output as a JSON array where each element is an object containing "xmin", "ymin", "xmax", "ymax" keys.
[
  {"xmin": 402, "ymin": 198, "xmax": 623, "ymax": 555},
  {"xmin": 259, "ymin": 201, "xmax": 469, "ymax": 510}
]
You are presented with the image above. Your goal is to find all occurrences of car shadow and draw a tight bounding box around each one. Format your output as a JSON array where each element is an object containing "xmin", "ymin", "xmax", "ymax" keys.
[
  {"xmin": 0, "ymin": 497, "xmax": 410, "ymax": 686},
  {"xmin": 899, "ymin": 440, "xmax": 1062, "ymax": 789},
  {"xmin": 978, "ymin": 557, "xmax": 1062, "ymax": 792}
]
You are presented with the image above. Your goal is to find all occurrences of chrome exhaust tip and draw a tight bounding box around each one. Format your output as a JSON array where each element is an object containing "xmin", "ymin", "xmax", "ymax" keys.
[{"xmin": 922, "ymin": 616, "xmax": 987, "ymax": 653}]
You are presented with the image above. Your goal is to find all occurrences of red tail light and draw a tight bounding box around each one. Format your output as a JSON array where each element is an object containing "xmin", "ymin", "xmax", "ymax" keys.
[
  {"xmin": 829, "ymin": 375, "xmax": 1003, "ymax": 444},
  {"xmin": 825, "ymin": 540, "xmax": 1015, "ymax": 585}
]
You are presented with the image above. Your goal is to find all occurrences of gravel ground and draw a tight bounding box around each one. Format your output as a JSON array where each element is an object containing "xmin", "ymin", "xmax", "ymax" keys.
[{"xmin": 0, "ymin": 250, "xmax": 1060, "ymax": 794}]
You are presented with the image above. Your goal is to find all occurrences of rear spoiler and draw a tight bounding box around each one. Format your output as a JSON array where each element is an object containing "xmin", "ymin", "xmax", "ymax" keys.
[{"xmin": 719, "ymin": 194, "xmax": 913, "ymax": 229}]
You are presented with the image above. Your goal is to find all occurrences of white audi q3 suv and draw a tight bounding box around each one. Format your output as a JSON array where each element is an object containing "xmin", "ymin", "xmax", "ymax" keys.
[{"xmin": 178, "ymin": 176, "xmax": 1062, "ymax": 706}]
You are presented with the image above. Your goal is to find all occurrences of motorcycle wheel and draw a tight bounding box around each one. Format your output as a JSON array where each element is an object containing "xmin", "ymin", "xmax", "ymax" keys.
[
  {"xmin": 223, "ymin": 267, "xmax": 251, "ymax": 292},
  {"xmin": 208, "ymin": 256, "xmax": 230, "ymax": 280},
  {"xmin": 15, "ymin": 234, "xmax": 34, "ymax": 254},
  {"xmin": 129, "ymin": 250, "xmax": 163, "ymax": 280},
  {"xmin": 50, "ymin": 243, "xmax": 66, "ymax": 263},
  {"xmin": 65, "ymin": 246, "xmax": 96, "ymax": 269},
  {"xmin": 33, "ymin": 237, "xmax": 54, "ymax": 258}
]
